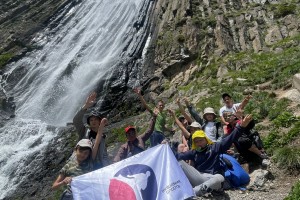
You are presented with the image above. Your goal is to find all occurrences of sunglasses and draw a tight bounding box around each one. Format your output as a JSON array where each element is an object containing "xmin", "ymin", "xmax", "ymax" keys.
[{"xmin": 225, "ymin": 114, "xmax": 235, "ymax": 119}]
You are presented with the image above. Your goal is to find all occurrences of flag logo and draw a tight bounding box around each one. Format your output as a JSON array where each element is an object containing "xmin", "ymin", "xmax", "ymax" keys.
[{"xmin": 109, "ymin": 164, "xmax": 158, "ymax": 200}]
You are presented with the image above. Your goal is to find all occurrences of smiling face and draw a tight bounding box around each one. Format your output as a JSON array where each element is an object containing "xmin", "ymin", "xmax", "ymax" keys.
[{"xmin": 193, "ymin": 137, "xmax": 208, "ymax": 148}]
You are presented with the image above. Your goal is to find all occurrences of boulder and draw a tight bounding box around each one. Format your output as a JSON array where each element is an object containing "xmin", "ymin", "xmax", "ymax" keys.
[{"xmin": 293, "ymin": 73, "xmax": 300, "ymax": 92}]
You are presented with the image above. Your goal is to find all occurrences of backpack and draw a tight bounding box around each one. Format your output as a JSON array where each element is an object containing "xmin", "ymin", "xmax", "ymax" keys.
[{"xmin": 220, "ymin": 154, "xmax": 250, "ymax": 188}]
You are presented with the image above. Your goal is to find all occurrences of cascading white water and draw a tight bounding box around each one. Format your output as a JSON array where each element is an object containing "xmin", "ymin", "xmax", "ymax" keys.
[{"xmin": 0, "ymin": 0, "xmax": 152, "ymax": 198}]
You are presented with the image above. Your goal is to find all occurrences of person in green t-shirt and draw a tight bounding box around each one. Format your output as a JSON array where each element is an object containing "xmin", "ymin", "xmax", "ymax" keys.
[{"xmin": 134, "ymin": 88, "xmax": 174, "ymax": 147}]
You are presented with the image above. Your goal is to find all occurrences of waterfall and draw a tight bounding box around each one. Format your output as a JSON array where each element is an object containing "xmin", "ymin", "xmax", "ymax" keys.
[{"xmin": 0, "ymin": 0, "xmax": 153, "ymax": 198}]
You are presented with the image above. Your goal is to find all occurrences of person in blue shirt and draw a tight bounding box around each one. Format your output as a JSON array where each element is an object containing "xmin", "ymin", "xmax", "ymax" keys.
[{"xmin": 176, "ymin": 114, "xmax": 253, "ymax": 197}]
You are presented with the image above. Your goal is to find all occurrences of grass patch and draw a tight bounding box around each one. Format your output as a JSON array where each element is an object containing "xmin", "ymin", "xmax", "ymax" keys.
[
  {"xmin": 0, "ymin": 53, "xmax": 14, "ymax": 67},
  {"xmin": 263, "ymin": 115, "xmax": 300, "ymax": 150},
  {"xmin": 272, "ymin": 2, "xmax": 297, "ymax": 18},
  {"xmin": 223, "ymin": 34, "xmax": 300, "ymax": 89},
  {"xmin": 272, "ymin": 147, "xmax": 300, "ymax": 170},
  {"xmin": 285, "ymin": 180, "xmax": 300, "ymax": 200}
]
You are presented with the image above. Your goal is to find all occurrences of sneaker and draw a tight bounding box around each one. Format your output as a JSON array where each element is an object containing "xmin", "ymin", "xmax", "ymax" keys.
[
  {"xmin": 193, "ymin": 184, "xmax": 212, "ymax": 197},
  {"xmin": 260, "ymin": 153, "xmax": 268, "ymax": 159},
  {"xmin": 262, "ymin": 158, "xmax": 271, "ymax": 167}
]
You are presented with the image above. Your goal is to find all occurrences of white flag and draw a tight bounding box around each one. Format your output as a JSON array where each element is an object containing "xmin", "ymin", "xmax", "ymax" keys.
[{"xmin": 71, "ymin": 144, "xmax": 194, "ymax": 200}]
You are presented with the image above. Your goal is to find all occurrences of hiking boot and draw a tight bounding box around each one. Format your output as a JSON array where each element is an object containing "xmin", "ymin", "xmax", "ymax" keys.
[
  {"xmin": 193, "ymin": 184, "xmax": 213, "ymax": 197},
  {"xmin": 260, "ymin": 153, "xmax": 268, "ymax": 159}
]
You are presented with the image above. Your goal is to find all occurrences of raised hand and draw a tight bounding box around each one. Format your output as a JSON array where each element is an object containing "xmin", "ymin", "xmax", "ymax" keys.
[
  {"xmin": 240, "ymin": 114, "xmax": 252, "ymax": 127},
  {"xmin": 83, "ymin": 92, "xmax": 97, "ymax": 109},
  {"xmin": 133, "ymin": 88, "xmax": 141, "ymax": 95},
  {"xmin": 167, "ymin": 108, "xmax": 175, "ymax": 117},
  {"xmin": 101, "ymin": 118, "xmax": 108, "ymax": 126},
  {"xmin": 235, "ymin": 109, "xmax": 244, "ymax": 119},
  {"xmin": 245, "ymin": 95, "xmax": 252, "ymax": 101},
  {"xmin": 183, "ymin": 97, "xmax": 190, "ymax": 107}
]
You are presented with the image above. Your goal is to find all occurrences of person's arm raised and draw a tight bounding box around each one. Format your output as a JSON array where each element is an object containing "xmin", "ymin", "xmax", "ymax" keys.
[
  {"xmin": 177, "ymin": 98, "xmax": 193, "ymax": 124},
  {"xmin": 92, "ymin": 118, "xmax": 108, "ymax": 160},
  {"xmin": 238, "ymin": 95, "xmax": 252, "ymax": 110},
  {"xmin": 184, "ymin": 97, "xmax": 203, "ymax": 125},
  {"xmin": 73, "ymin": 92, "xmax": 97, "ymax": 139},
  {"xmin": 167, "ymin": 109, "xmax": 191, "ymax": 139},
  {"xmin": 133, "ymin": 88, "xmax": 152, "ymax": 113}
]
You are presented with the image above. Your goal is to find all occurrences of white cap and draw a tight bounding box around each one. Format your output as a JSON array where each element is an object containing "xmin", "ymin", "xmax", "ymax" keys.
[
  {"xmin": 76, "ymin": 139, "xmax": 93, "ymax": 150},
  {"xmin": 189, "ymin": 121, "xmax": 202, "ymax": 129}
]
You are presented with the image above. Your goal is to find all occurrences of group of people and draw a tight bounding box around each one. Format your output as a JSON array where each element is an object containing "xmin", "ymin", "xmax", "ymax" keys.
[{"xmin": 52, "ymin": 90, "xmax": 268, "ymax": 199}]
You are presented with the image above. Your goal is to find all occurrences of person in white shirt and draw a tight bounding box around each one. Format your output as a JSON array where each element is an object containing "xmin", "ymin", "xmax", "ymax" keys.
[{"xmin": 219, "ymin": 93, "xmax": 251, "ymax": 134}]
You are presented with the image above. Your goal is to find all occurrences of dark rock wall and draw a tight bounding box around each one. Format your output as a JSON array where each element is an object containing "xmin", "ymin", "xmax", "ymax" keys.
[{"xmin": 0, "ymin": 0, "xmax": 79, "ymax": 58}]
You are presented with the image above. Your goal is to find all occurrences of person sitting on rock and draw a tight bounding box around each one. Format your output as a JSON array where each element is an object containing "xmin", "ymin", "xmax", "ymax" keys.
[
  {"xmin": 181, "ymin": 97, "xmax": 224, "ymax": 143},
  {"xmin": 73, "ymin": 92, "xmax": 109, "ymax": 169},
  {"xmin": 176, "ymin": 114, "xmax": 253, "ymax": 197},
  {"xmin": 52, "ymin": 118, "xmax": 107, "ymax": 199},
  {"xmin": 134, "ymin": 88, "xmax": 174, "ymax": 147},
  {"xmin": 223, "ymin": 111, "xmax": 268, "ymax": 172},
  {"xmin": 113, "ymin": 109, "xmax": 158, "ymax": 162},
  {"xmin": 219, "ymin": 93, "xmax": 252, "ymax": 134}
]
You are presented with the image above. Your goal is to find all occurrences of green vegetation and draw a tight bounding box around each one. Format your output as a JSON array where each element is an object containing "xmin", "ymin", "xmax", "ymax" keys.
[
  {"xmin": 273, "ymin": 147, "xmax": 300, "ymax": 170},
  {"xmin": 0, "ymin": 53, "xmax": 14, "ymax": 68},
  {"xmin": 285, "ymin": 180, "xmax": 300, "ymax": 200},
  {"xmin": 263, "ymin": 115, "xmax": 300, "ymax": 150},
  {"xmin": 272, "ymin": 2, "xmax": 297, "ymax": 18},
  {"xmin": 107, "ymin": 127, "xmax": 127, "ymax": 145},
  {"xmin": 50, "ymin": 187, "xmax": 66, "ymax": 200}
]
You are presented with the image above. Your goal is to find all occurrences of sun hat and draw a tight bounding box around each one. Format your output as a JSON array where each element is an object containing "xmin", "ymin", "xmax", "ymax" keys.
[
  {"xmin": 203, "ymin": 107, "xmax": 217, "ymax": 119},
  {"xmin": 191, "ymin": 130, "xmax": 213, "ymax": 150}
]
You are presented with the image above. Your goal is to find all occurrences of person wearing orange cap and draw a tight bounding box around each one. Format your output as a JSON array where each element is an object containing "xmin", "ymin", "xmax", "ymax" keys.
[
  {"xmin": 113, "ymin": 109, "xmax": 158, "ymax": 162},
  {"xmin": 176, "ymin": 115, "xmax": 253, "ymax": 197}
]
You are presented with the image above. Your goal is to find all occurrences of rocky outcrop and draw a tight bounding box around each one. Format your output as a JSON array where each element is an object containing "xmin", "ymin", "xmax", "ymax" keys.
[
  {"xmin": 293, "ymin": 73, "xmax": 300, "ymax": 92},
  {"xmin": 0, "ymin": 0, "xmax": 81, "ymax": 67},
  {"xmin": 139, "ymin": 0, "xmax": 300, "ymax": 102}
]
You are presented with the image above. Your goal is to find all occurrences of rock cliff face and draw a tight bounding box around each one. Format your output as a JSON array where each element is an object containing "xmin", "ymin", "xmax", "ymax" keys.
[
  {"xmin": 0, "ymin": 0, "xmax": 79, "ymax": 58},
  {"xmin": 0, "ymin": 0, "xmax": 299, "ymax": 199},
  {"xmin": 141, "ymin": 0, "xmax": 300, "ymax": 102}
]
